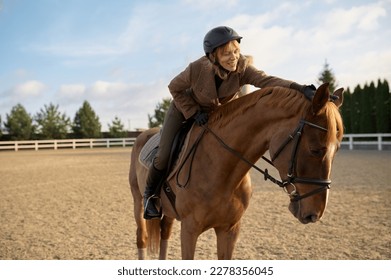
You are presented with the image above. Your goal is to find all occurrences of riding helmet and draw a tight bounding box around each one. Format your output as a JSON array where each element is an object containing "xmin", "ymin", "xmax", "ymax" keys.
[{"xmin": 203, "ymin": 26, "xmax": 242, "ymax": 55}]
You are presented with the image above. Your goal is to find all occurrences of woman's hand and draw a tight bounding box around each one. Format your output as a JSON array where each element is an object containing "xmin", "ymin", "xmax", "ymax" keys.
[{"xmin": 193, "ymin": 110, "xmax": 208, "ymax": 126}]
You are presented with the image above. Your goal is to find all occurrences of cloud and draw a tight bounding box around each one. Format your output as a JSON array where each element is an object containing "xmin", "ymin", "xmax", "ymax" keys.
[
  {"xmin": 324, "ymin": 2, "xmax": 387, "ymax": 35},
  {"xmin": 0, "ymin": 80, "xmax": 48, "ymax": 119},
  {"xmin": 28, "ymin": 2, "xmax": 179, "ymax": 59},
  {"xmin": 338, "ymin": 49, "xmax": 391, "ymax": 89},
  {"xmin": 87, "ymin": 81, "xmax": 131, "ymax": 98},
  {"xmin": 54, "ymin": 80, "xmax": 170, "ymax": 130},
  {"xmin": 2, "ymin": 0, "xmax": 390, "ymax": 131},
  {"xmin": 228, "ymin": 6, "xmax": 300, "ymax": 70},
  {"xmin": 34, "ymin": 43, "xmax": 121, "ymax": 57},
  {"xmin": 11, "ymin": 80, "xmax": 47, "ymax": 98},
  {"xmin": 57, "ymin": 84, "xmax": 86, "ymax": 103},
  {"xmin": 183, "ymin": 0, "xmax": 238, "ymax": 10},
  {"xmin": 226, "ymin": 0, "xmax": 390, "ymax": 86},
  {"xmin": 85, "ymin": 80, "xmax": 169, "ymax": 130}
]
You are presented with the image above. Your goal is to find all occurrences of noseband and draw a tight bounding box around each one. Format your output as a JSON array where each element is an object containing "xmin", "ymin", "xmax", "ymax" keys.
[{"xmin": 204, "ymin": 119, "xmax": 331, "ymax": 202}]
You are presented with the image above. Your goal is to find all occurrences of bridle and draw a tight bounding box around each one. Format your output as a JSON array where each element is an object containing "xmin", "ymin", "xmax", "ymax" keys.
[
  {"xmin": 202, "ymin": 119, "xmax": 331, "ymax": 202},
  {"xmin": 268, "ymin": 119, "xmax": 331, "ymax": 202}
]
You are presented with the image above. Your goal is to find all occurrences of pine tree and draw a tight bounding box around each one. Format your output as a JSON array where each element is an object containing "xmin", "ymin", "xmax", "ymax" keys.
[
  {"xmin": 359, "ymin": 83, "xmax": 374, "ymax": 133},
  {"xmin": 4, "ymin": 104, "xmax": 35, "ymax": 140},
  {"xmin": 148, "ymin": 97, "xmax": 172, "ymax": 128},
  {"xmin": 72, "ymin": 101, "xmax": 102, "ymax": 138},
  {"xmin": 385, "ymin": 80, "xmax": 391, "ymax": 132},
  {"xmin": 108, "ymin": 116, "xmax": 127, "ymax": 138},
  {"xmin": 317, "ymin": 60, "xmax": 338, "ymax": 92},
  {"xmin": 350, "ymin": 85, "xmax": 361, "ymax": 133},
  {"xmin": 34, "ymin": 103, "xmax": 70, "ymax": 139},
  {"xmin": 374, "ymin": 79, "xmax": 390, "ymax": 133},
  {"xmin": 341, "ymin": 88, "xmax": 352, "ymax": 133}
]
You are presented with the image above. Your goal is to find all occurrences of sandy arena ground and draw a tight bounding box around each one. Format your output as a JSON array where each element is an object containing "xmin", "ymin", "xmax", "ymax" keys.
[{"xmin": 0, "ymin": 148, "xmax": 390, "ymax": 260}]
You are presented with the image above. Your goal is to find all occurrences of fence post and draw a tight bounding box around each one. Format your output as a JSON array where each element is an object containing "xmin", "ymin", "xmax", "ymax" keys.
[
  {"xmin": 106, "ymin": 139, "xmax": 110, "ymax": 148},
  {"xmin": 349, "ymin": 135, "xmax": 353, "ymax": 150},
  {"xmin": 15, "ymin": 142, "xmax": 18, "ymax": 151},
  {"xmin": 378, "ymin": 135, "xmax": 382, "ymax": 151},
  {"xmin": 35, "ymin": 142, "xmax": 38, "ymax": 151}
]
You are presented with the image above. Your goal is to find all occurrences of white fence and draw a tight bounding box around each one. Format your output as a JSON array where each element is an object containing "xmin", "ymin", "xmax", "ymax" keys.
[
  {"xmin": 1, "ymin": 134, "xmax": 391, "ymax": 152},
  {"xmin": 0, "ymin": 138, "xmax": 136, "ymax": 151},
  {"xmin": 341, "ymin": 133, "xmax": 391, "ymax": 151}
]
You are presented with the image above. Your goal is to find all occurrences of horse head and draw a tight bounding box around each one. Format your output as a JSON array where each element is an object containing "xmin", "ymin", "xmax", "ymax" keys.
[{"xmin": 269, "ymin": 83, "xmax": 344, "ymax": 224}]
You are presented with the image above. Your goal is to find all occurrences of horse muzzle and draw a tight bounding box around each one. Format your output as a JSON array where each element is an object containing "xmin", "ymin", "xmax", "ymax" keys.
[{"xmin": 286, "ymin": 182, "xmax": 330, "ymax": 224}]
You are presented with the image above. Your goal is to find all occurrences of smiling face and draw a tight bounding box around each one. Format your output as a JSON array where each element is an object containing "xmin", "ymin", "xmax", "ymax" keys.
[{"xmin": 216, "ymin": 40, "xmax": 241, "ymax": 72}]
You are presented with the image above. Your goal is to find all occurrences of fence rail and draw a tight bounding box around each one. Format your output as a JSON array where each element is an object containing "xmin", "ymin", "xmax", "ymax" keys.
[
  {"xmin": 1, "ymin": 134, "xmax": 391, "ymax": 152},
  {"xmin": 0, "ymin": 138, "xmax": 136, "ymax": 151},
  {"xmin": 341, "ymin": 133, "xmax": 391, "ymax": 150}
]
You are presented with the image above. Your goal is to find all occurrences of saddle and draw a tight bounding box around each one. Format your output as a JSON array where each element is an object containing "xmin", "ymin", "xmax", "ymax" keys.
[
  {"xmin": 138, "ymin": 121, "xmax": 195, "ymax": 211},
  {"xmin": 139, "ymin": 121, "xmax": 194, "ymax": 170}
]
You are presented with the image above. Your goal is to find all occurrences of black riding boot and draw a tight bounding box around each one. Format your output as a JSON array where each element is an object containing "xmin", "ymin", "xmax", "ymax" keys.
[{"xmin": 143, "ymin": 164, "xmax": 165, "ymax": 219}]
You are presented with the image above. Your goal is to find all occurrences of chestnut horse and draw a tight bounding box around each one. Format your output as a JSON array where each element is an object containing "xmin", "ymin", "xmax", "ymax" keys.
[{"xmin": 128, "ymin": 83, "xmax": 344, "ymax": 259}]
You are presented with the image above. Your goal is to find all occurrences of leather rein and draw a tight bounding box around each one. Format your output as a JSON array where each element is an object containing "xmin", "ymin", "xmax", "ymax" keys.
[{"xmin": 199, "ymin": 119, "xmax": 331, "ymax": 202}]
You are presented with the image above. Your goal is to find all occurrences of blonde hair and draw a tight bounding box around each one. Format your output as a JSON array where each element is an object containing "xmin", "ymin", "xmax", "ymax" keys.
[
  {"xmin": 216, "ymin": 40, "xmax": 240, "ymax": 56},
  {"xmin": 208, "ymin": 40, "xmax": 241, "ymax": 79}
]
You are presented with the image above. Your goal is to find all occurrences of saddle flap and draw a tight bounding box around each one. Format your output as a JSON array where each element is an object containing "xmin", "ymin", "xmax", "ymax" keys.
[{"xmin": 139, "ymin": 130, "xmax": 161, "ymax": 169}]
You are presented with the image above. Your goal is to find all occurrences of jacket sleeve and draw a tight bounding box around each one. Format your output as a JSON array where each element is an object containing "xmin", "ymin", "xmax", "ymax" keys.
[
  {"xmin": 241, "ymin": 65, "xmax": 294, "ymax": 89},
  {"xmin": 168, "ymin": 63, "xmax": 200, "ymax": 119}
]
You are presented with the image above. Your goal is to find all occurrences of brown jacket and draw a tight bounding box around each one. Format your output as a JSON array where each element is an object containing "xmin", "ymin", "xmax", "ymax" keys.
[{"xmin": 168, "ymin": 54, "xmax": 295, "ymax": 119}]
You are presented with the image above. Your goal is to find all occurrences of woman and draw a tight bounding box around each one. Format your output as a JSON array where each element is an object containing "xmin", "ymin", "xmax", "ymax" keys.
[{"xmin": 144, "ymin": 26, "xmax": 315, "ymax": 219}]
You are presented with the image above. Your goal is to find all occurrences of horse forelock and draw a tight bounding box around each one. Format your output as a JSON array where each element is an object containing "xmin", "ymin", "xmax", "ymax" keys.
[
  {"xmin": 324, "ymin": 102, "xmax": 344, "ymax": 144},
  {"xmin": 208, "ymin": 87, "xmax": 308, "ymax": 128}
]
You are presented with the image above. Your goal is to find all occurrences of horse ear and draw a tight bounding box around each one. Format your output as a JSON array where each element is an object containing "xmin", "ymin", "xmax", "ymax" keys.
[
  {"xmin": 332, "ymin": 88, "xmax": 344, "ymax": 108},
  {"xmin": 312, "ymin": 83, "xmax": 330, "ymax": 114}
]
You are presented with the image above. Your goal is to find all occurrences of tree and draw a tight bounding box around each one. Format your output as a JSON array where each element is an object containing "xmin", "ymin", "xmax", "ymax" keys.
[
  {"xmin": 340, "ymin": 87, "xmax": 352, "ymax": 133},
  {"xmin": 148, "ymin": 97, "xmax": 171, "ymax": 128},
  {"xmin": 108, "ymin": 116, "xmax": 127, "ymax": 138},
  {"xmin": 333, "ymin": 78, "xmax": 390, "ymax": 134},
  {"xmin": 350, "ymin": 85, "xmax": 362, "ymax": 133},
  {"xmin": 4, "ymin": 103, "xmax": 35, "ymax": 140},
  {"xmin": 35, "ymin": 103, "xmax": 70, "ymax": 139},
  {"xmin": 375, "ymin": 79, "xmax": 390, "ymax": 133},
  {"xmin": 358, "ymin": 82, "xmax": 378, "ymax": 133},
  {"xmin": 72, "ymin": 101, "xmax": 101, "ymax": 138},
  {"xmin": 317, "ymin": 60, "xmax": 338, "ymax": 93}
]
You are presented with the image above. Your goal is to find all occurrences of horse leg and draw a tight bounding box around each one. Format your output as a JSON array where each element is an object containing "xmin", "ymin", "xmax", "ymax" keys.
[
  {"xmin": 180, "ymin": 219, "xmax": 200, "ymax": 260},
  {"xmin": 214, "ymin": 222, "xmax": 241, "ymax": 260},
  {"xmin": 159, "ymin": 216, "xmax": 174, "ymax": 260},
  {"xmin": 130, "ymin": 185, "xmax": 148, "ymax": 260}
]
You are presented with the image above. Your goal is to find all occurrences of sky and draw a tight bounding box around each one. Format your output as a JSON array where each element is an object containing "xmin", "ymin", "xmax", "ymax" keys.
[{"xmin": 0, "ymin": 0, "xmax": 390, "ymax": 131}]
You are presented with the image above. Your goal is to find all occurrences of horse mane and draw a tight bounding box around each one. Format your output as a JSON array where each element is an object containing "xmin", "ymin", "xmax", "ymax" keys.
[
  {"xmin": 209, "ymin": 86, "xmax": 308, "ymax": 128},
  {"xmin": 209, "ymin": 86, "xmax": 344, "ymax": 144}
]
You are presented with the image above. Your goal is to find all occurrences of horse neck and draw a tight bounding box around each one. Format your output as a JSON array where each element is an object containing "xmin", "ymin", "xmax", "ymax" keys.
[{"xmin": 202, "ymin": 95, "xmax": 307, "ymax": 175}]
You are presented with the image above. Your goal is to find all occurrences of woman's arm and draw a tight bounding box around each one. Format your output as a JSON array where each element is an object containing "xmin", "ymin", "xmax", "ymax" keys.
[{"xmin": 168, "ymin": 64, "xmax": 200, "ymax": 119}]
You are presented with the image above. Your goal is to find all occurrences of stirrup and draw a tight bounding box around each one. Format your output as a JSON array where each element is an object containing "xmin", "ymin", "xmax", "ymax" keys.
[{"xmin": 143, "ymin": 196, "xmax": 162, "ymax": 220}]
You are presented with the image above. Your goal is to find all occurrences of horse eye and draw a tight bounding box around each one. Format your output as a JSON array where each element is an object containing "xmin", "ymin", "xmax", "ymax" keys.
[{"xmin": 310, "ymin": 147, "xmax": 327, "ymax": 157}]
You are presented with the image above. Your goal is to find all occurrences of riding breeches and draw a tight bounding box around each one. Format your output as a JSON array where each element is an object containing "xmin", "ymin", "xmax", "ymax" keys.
[{"xmin": 153, "ymin": 102, "xmax": 186, "ymax": 171}]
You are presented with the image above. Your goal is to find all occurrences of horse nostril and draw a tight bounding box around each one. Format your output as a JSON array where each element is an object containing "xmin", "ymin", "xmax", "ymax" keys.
[
  {"xmin": 304, "ymin": 214, "xmax": 319, "ymax": 223},
  {"xmin": 310, "ymin": 215, "xmax": 318, "ymax": 223}
]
